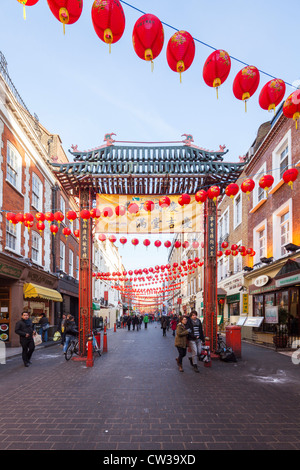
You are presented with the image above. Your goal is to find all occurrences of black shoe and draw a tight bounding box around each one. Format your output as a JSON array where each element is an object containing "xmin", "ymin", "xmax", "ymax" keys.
[
  {"xmin": 193, "ymin": 365, "xmax": 199, "ymax": 373},
  {"xmin": 24, "ymin": 363, "xmax": 30, "ymax": 367},
  {"xmin": 27, "ymin": 361, "xmax": 32, "ymax": 364}
]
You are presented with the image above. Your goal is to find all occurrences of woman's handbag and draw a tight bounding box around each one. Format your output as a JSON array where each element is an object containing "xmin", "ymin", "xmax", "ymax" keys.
[
  {"xmin": 42, "ymin": 323, "xmax": 50, "ymax": 330},
  {"xmin": 34, "ymin": 334, "xmax": 42, "ymax": 345}
]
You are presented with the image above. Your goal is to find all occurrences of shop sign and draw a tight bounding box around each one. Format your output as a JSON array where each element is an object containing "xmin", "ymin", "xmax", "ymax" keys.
[
  {"xmin": 275, "ymin": 274, "xmax": 300, "ymax": 287},
  {"xmin": 242, "ymin": 294, "xmax": 248, "ymax": 314},
  {"xmin": 265, "ymin": 306, "xmax": 278, "ymax": 324},
  {"xmin": 254, "ymin": 275, "xmax": 270, "ymax": 287},
  {"xmin": 244, "ymin": 316, "xmax": 264, "ymax": 327}
]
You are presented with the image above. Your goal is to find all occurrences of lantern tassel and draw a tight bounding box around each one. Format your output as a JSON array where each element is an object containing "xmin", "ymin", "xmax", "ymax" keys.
[
  {"xmin": 23, "ymin": 5, "xmax": 26, "ymax": 20},
  {"xmin": 245, "ymin": 100, "xmax": 247, "ymax": 113},
  {"xmin": 179, "ymin": 72, "xmax": 182, "ymax": 84},
  {"xmin": 63, "ymin": 23, "xmax": 65, "ymax": 35},
  {"xmin": 109, "ymin": 43, "xmax": 111, "ymax": 54},
  {"xmin": 151, "ymin": 60, "xmax": 154, "ymax": 73},
  {"xmin": 216, "ymin": 87, "xmax": 219, "ymax": 100}
]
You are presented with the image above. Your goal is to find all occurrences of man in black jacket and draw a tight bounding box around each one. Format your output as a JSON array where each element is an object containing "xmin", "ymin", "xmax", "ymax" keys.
[
  {"xmin": 15, "ymin": 312, "xmax": 36, "ymax": 367},
  {"xmin": 186, "ymin": 310, "xmax": 205, "ymax": 373}
]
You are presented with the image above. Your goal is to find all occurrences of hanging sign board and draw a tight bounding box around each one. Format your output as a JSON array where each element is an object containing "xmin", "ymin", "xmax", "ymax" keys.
[
  {"xmin": 244, "ymin": 316, "xmax": 264, "ymax": 327},
  {"xmin": 95, "ymin": 194, "xmax": 203, "ymax": 234}
]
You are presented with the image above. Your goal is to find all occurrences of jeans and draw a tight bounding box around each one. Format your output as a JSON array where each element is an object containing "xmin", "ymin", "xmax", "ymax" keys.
[
  {"xmin": 188, "ymin": 339, "xmax": 202, "ymax": 365},
  {"xmin": 176, "ymin": 347, "xmax": 186, "ymax": 365},
  {"xmin": 63, "ymin": 335, "xmax": 76, "ymax": 353},
  {"xmin": 20, "ymin": 337, "xmax": 35, "ymax": 365}
]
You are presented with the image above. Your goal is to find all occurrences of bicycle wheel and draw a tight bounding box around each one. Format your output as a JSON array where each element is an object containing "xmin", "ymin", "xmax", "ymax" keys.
[
  {"xmin": 73, "ymin": 340, "xmax": 79, "ymax": 356},
  {"xmin": 65, "ymin": 342, "xmax": 74, "ymax": 361}
]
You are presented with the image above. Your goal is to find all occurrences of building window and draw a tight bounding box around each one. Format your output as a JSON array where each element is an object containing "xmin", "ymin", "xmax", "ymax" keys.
[
  {"xmin": 6, "ymin": 220, "xmax": 17, "ymax": 251},
  {"xmin": 6, "ymin": 142, "xmax": 22, "ymax": 192},
  {"xmin": 60, "ymin": 196, "xmax": 65, "ymax": 215},
  {"xmin": 234, "ymin": 240, "xmax": 242, "ymax": 273},
  {"xmin": 280, "ymin": 211, "xmax": 290, "ymax": 256},
  {"xmin": 60, "ymin": 241, "xmax": 65, "ymax": 272},
  {"xmin": 234, "ymin": 194, "xmax": 242, "ymax": 228},
  {"xmin": 76, "ymin": 256, "xmax": 79, "ymax": 280},
  {"xmin": 253, "ymin": 220, "xmax": 267, "ymax": 265},
  {"xmin": 253, "ymin": 163, "xmax": 266, "ymax": 208},
  {"xmin": 272, "ymin": 130, "xmax": 291, "ymax": 187},
  {"xmin": 280, "ymin": 146, "xmax": 289, "ymax": 179},
  {"xmin": 69, "ymin": 249, "xmax": 73, "ymax": 276},
  {"xmin": 32, "ymin": 231, "xmax": 42, "ymax": 265},
  {"xmin": 272, "ymin": 199, "xmax": 292, "ymax": 259},
  {"xmin": 32, "ymin": 173, "xmax": 43, "ymax": 211}
]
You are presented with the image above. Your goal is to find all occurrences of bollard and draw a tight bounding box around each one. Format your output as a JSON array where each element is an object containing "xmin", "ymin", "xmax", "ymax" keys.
[
  {"xmin": 103, "ymin": 325, "xmax": 108, "ymax": 352},
  {"xmin": 86, "ymin": 336, "xmax": 94, "ymax": 367},
  {"xmin": 114, "ymin": 323, "xmax": 116, "ymax": 332},
  {"xmin": 204, "ymin": 337, "xmax": 212, "ymax": 368}
]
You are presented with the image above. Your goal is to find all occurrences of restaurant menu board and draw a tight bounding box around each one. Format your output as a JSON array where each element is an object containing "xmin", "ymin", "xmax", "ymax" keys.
[
  {"xmin": 236, "ymin": 317, "xmax": 247, "ymax": 326},
  {"xmin": 0, "ymin": 323, "xmax": 9, "ymax": 341},
  {"xmin": 244, "ymin": 317, "xmax": 264, "ymax": 327}
]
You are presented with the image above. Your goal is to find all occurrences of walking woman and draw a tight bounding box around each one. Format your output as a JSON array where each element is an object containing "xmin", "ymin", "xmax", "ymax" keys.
[{"xmin": 174, "ymin": 316, "xmax": 189, "ymax": 372}]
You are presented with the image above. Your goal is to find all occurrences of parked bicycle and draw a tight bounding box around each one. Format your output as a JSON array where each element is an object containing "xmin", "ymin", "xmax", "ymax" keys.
[
  {"xmin": 91, "ymin": 330, "xmax": 101, "ymax": 357},
  {"xmin": 64, "ymin": 337, "xmax": 79, "ymax": 361},
  {"xmin": 215, "ymin": 332, "xmax": 227, "ymax": 355}
]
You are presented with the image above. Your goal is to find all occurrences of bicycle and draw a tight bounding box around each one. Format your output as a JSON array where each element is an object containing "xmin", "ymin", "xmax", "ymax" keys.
[
  {"xmin": 215, "ymin": 332, "xmax": 227, "ymax": 355},
  {"xmin": 64, "ymin": 336, "xmax": 79, "ymax": 361},
  {"xmin": 91, "ymin": 330, "xmax": 101, "ymax": 357}
]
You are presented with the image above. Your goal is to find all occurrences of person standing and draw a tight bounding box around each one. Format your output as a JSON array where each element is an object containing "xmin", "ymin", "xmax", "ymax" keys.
[
  {"xmin": 170, "ymin": 315, "xmax": 178, "ymax": 336},
  {"xmin": 143, "ymin": 314, "xmax": 149, "ymax": 329},
  {"xmin": 174, "ymin": 316, "xmax": 189, "ymax": 372},
  {"xmin": 38, "ymin": 313, "xmax": 49, "ymax": 343},
  {"xmin": 186, "ymin": 310, "xmax": 205, "ymax": 373},
  {"xmin": 15, "ymin": 312, "xmax": 36, "ymax": 367},
  {"xmin": 63, "ymin": 315, "xmax": 78, "ymax": 354},
  {"xmin": 161, "ymin": 316, "xmax": 168, "ymax": 336}
]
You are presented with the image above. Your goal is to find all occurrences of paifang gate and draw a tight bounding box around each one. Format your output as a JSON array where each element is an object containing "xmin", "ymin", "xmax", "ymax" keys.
[{"xmin": 50, "ymin": 134, "xmax": 246, "ymax": 357}]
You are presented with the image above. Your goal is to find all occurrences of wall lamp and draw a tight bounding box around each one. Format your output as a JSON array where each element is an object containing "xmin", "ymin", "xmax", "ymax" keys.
[
  {"xmin": 284, "ymin": 243, "xmax": 300, "ymax": 252},
  {"xmin": 260, "ymin": 257, "xmax": 273, "ymax": 264}
]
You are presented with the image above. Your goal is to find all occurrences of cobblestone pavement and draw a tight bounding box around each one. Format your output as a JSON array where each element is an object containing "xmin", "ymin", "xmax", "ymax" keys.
[{"xmin": 1, "ymin": 322, "xmax": 300, "ymax": 453}]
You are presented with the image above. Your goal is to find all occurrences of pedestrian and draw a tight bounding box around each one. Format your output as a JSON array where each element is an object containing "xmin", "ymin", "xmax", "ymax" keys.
[
  {"xmin": 174, "ymin": 316, "xmax": 189, "ymax": 372},
  {"xmin": 186, "ymin": 310, "xmax": 205, "ymax": 373},
  {"xmin": 63, "ymin": 315, "xmax": 78, "ymax": 354},
  {"xmin": 38, "ymin": 312, "xmax": 50, "ymax": 342},
  {"xmin": 15, "ymin": 312, "xmax": 37, "ymax": 367},
  {"xmin": 133, "ymin": 315, "xmax": 140, "ymax": 331},
  {"xmin": 59, "ymin": 313, "xmax": 66, "ymax": 345},
  {"xmin": 170, "ymin": 315, "xmax": 177, "ymax": 336},
  {"xmin": 143, "ymin": 314, "xmax": 149, "ymax": 329},
  {"xmin": 161, "ymin": 315, "xmax": 168, "ymax": 336},
  {"xmin": 127, "ymin": 316, "xmax": 132, "ymax": 331}
]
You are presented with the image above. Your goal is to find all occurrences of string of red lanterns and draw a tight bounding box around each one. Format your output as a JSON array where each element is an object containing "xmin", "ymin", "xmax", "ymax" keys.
[{"xmin": 16, "ymin": 0, "xmax": 297, "ymax": 123}]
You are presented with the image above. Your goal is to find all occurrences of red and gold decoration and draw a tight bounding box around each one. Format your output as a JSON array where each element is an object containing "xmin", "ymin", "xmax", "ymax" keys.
[
  {"xmin": 17, "ymin": 0, "xmax": 39, "ymax": 20},
  {"xmin": 283, "ymin": 168, "xmax": 298, "ymax": 189},
  {"xmin": 132, "ymin": 13, "xmax": 164, "ymax": 71},
  {"xmin": 241, "ymin": 178, "xmax": 255, "ymax": 199},
  {"xmin": 202, "ymin": 49, "xmax": 231, "ymax": 99},
  {"xmin": 259, "ymin": 78, "xmax": 286, "ymax": 115},
  {"xmin": 166, "ymin": 30, "xmax": 195, "ymax": 83},
  {"xmin": 91, "ymin": 0, "xmax": 125, "ymax": 53},
  {"xmin": 259, "ymin": 174, "xmax": 274, "ymax": 197},
  {"xmin": 47, "ymin": 0, "xmax": 83, "ymax": 34},
  {"xmin": 233, "ymin": 65, "xmax": 260, "ymax": 112},
  {"xmin": 225, "ymin": 183, "xmax": 239, "ymax": 199},
  {"xmin": 207, "ymin": 185, "xmax": 220, "ymax": 204},
  {"xmin": 283, "ymin": 90, "xmax": 300, "ymax": 129}
]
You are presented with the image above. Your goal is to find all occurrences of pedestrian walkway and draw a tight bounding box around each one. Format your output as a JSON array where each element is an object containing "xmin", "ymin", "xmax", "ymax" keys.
[{"xmin": 1, "ymin": 322, "xmax": 300, "ymax": 451}]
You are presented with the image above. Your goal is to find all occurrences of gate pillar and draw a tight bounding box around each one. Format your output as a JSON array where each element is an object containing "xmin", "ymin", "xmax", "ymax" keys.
[
  {"xmin": 203, "ymin": 198, "xmax": 218, "ymax": 353},
  {"xmin": 78, "ymin": 188, "xmax": 93, "ymax": 357}
]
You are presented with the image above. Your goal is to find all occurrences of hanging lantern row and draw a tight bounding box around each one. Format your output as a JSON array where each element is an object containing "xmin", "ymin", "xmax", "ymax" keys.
[
  {"xmin": 17, "ymin": 0, "xmax": 298, "ymax": 123},
  {"xmin": 217, "ymin": 243, "xmax": 256, "ymax": 258}
]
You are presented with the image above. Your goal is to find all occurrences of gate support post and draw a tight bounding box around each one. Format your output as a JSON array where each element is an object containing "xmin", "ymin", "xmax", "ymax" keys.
[
  {"xmin": 203, "ymin": 198, "xmax": 218, "ymax": 354},
  {"xmin": 78, "ymin": 188, "xmax": 93, "ymax": 359}
]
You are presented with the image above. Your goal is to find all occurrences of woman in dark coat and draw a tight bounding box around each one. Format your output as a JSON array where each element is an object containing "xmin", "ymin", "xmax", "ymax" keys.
[{"xmin": 174, "ymin": 316, "xmax": 189, "ymax": 372}]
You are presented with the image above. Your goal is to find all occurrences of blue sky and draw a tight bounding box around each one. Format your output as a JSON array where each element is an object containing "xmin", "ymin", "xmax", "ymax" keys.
[{"xmin": 1, "ymin": 0, "xmax": 299, "ymax": 270}]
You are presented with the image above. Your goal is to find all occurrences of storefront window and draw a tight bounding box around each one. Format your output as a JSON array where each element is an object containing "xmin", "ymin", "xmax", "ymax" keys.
[
  {"xmin": 0, "ymin": 288, "xmax": 10, "ymax": 342},
  {"xmin": 253, "ymin": 295, "xmax": 263, "ymax": 316},
  {"xmin": 229, "ymin": 302, "xmax": 239, "ymax": 317}
]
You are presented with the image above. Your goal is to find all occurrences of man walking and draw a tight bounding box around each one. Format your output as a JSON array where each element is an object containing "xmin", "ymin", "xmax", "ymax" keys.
[
  {"xmin": 15, "ymin": 312, "xmax": 36, "ymax": 367},
  {"xmin": 186, "ymin": 310, "xmax": 205, "ymax": 373}
]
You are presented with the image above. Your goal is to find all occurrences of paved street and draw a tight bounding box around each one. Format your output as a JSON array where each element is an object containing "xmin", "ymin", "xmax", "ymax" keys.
[{"xmin": 1, "ymin": 322, "xmax": 300, "ymax": 453}]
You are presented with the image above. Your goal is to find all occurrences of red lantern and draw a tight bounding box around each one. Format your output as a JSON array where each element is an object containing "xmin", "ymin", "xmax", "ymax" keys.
[
  {"xmin": 66, "ymin": 210, "xmax": 77, "ymax": 222},
  {"xmin": 202, "ymin": 49, "xmax": 231, "ymax": 99},
  {"xmin": 80, "ymin": 209, "xmax": 91, "ymax": 220},
  {"xmin": 62, "ymin": 227, "xmax": 71, "ymax": 238},
  {"xmin": 233, "ymin": 65, "xmax": 260, "ymax": 112},
  {"xmin": 143, "ymin": 238, "xmax": 151, "ymax": 248},
  {"xmin": 128, "ymin": 202, "xmax": 139, "ymax": 215},
  {"xmin": 166, "ymin": 30, "xmax": 195, "ymax": 83},
  {"xmin": 221, "ymin": 241, "xmax": 228, "ymax": 249},
  {"xmin": 224, "ymin": 249, "xmax": 231, "ymax": 256},
  {"xmin": 108, "ymin": 235, "xmax": 117, "ymax": 243},
  {"xmin": 225, "ymin": 183, "xmax": 239, "ymax": 199},
  {"xmin": 54, "ymin": 211, "xmax": 64, "ymax": 224},
  {"xmin": 159, "ymin": 196, "xmax": 171, "ymax": 209},
  {"xmin": 207, "ymin": 185, "xmax": 220, "ymax": 203},
  {"xmin": 24, "ymin": 220, "xmax": 34, "ymax": 231},
  {"xmin": 17, "ymin": 0, "xmax": 39, "ymax": 20},
  {"xmin": 47, "ymin": 0, "xmax": 83, "ymax": 34},
  {"xmin": 192, "ymin": 241, "xmax": 199, "ymax": 249},
  {"xmin": 241, "ymin": 178, "xmax": 255, "ymax": 199},
  {"xmin": 24, "ymin": 213, "xmax": 34, "ymax": 223},
  {"xmin": 231, "ymin": 244, "xmax": 238, "ymax": 251},
  {"xmin": 115, "ymin": 205, "xmax": 126, "ymax": 216},
  {"xmin": 154, "ymin": 240, "xmax": 161, "ymax": 248},
  {"xmin": 178, "ymin": 193, "xmax": 191, "ymax": 207},
  {"xmin": 144, "ymin": 200, "xmax": 155, "ymax": 212},
  {"xmin": 195, "ymin": 190, "xmax": 207, "ymax": 204},
  {"xmin": 102, "ymin": 207, "xmax": 113, "ymax": 217},
  {"xmin": 35, "ymin": 212, "xmax": 45, "ymax": 222},
  {"xmin": 174, "ymin": 241, "xmax": 181, "ymax": 249},
  {"xmin": 217, "ymin": 250, "xmax": 223, "ymax": 257},
  {"xmin": 259, "ymin": 174, "xmax": 274, "ymax": 197},
  {"xmin": 50, "ymin": 224, "xmax": 59, "ymax": 236},
  {"xmin": 182, "ymin": 241, "xmax": 189, "ymax": 249},
  {"xmin": 283, "ymin": 90, "xmax": 300, "ymax": 129},
  {"xmin": 132, "ymin": 14, "xmax": 164, "ymax": 71},
  {"xmin": 98, "ymin": 233, "xmax": 106, "ymax": 242},
  {"xmin": 90, "ymin": 208, "xmax": 101, "ymax": 219},
  {"xmin": 131, "ymin": 238, "xmax": 139, "ymax": 246},
  {"xmin": 15, "ymin": 213, "xmax": 25, "ymax": 224},
  {"xmin": 91, "ymin": 0, "xmax": 125, "ymax": 53},
  {"xmin": 36, "ymin": 221, "xmax": 45, "ymax": 234},
  {"xmin": 6, "ymin": 212, "xmax": 16, "ymax": 224},
  {"xmin": 119, "ymin": 236, "xmax": 127, "ymax": 245},
  {"xmin": 164, "ymin": 240, "xmax": 171, "ymax": 248},
  {"xmin": 259, "ymin": 79, "xmax": 286, "ymax": 115},
  {"xmin": 74, "ymin": 229, "xmax": 80, "ymax": 238},
  {"xmin": 283, "ymin": 168, "xmax": 298, "ymax": 189}
]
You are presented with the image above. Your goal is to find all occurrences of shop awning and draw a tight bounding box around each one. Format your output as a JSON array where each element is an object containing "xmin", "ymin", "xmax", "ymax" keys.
[
  {"xmin": 92, "ymin": 302, "xmax": 100, "ymax": 310},
  {"xmin": 23, "ymin": 283, "xmax": 63, "ymax": 302}
]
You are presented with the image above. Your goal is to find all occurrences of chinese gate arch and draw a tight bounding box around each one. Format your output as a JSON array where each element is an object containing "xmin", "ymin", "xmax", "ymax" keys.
[{"xmin": 50, "ymin": 135, "xmax": 246, "ymax": 356}]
